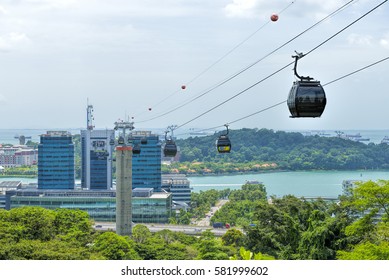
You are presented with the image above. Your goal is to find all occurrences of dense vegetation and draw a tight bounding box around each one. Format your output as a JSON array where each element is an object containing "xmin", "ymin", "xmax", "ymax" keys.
[
  {"xmin": 168, "ymin": 128, "xmax": 389, "ymax": 174},
  {"xmin": 1, "ymin": 180, "xmax": 388, "ymax": 260},
  {"xmin": 4, "ymin": 128, "xmax": 389, "ymax": 177}
]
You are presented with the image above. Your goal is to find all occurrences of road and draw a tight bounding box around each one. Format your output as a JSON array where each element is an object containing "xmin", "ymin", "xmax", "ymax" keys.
[
  {"xmin": 94, "ymin": 199, "xmax": 230, "ymax": 236},
  {"xmin": 194, "ymin": 199, "xmax": 229, "ymax": 227},
  {"xmin": 94, "ymin": 222, "xmax": 228, "ymax": 236}
]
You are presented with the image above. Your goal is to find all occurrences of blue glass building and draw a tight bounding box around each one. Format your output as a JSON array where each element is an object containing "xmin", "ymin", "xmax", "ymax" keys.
[
  {"xmin": 129, "ymin": 131, "xmax": 161, "ymax": 191},
  {"xmin": 81, "ymin": 130, "xmax": 114, "ymax": 190},
  {"xmin": 38, "ymin": 131, "xmax": 75, "ymax": 190}
]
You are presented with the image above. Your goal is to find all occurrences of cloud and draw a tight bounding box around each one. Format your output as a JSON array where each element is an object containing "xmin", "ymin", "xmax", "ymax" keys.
[
  {"xmin": 224, "ymin": 0, "xmax": 259, "ymax": 18},
  {"xmin": 0, "ymin": 5, "xmax": 7, "ymax": 14},
  {"xmin": 24, "ymin": 0, "xmax": 78, "ymax": 10},
  {"xmin": 0, "ymin": 94, "xmax": 6, "ymax": 104},
  {"xmin": 347, "ymin": 33, "xmax": 373, "ymax": 46},
  {"xmin": 0, "ymin": 32, "xmax": 31, "ymax": 52},
  {"xmin": 223, "ymin": 0, "xmax": 351, "ymax": 19},
  {"xmin": 380, "ymin": 33, "xmax": 389, "ymax": 49}
]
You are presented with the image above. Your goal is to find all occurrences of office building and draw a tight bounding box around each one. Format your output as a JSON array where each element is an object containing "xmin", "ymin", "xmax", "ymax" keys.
[
  {"xmin": 81, "ymin": 129, "xmax": 114, "ymax": 190},
  {"xmin": 0, "ymin": 146, "xmax": 38, "ymax": 167},
  {"xmin": 38, "ymin": 131, "xmax": 75, "ymax": 190},
  {"xmin": 7, "ymin": 188, "xmax": 172, "ymax": 223},
  {"xmin": 162, "ymin": 174, "xmax": 192, "ymax": 205},
  {"xmin": 129, "ymin": 131, "xmax": 161, "ymax": 191},
  {"xmin": 0, "ymin": 181, "xmax": 22, "ymax": 209}
]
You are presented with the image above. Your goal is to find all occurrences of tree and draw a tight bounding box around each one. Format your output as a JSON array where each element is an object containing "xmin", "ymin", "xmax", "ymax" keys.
[
  {"xmin": 8, "ymin": 207, "xmax": 56, "ymax": 241},
  {"xmin": 337, "ymin": 241, "xmax": 389, "ymax": 260},
  {"xmin": 348, "ymin": 180, "xmax": 389, "ymax": 219},
  {"xmin": 336, "ymin": 180, "xmax": 389, "ymax": 259},
  {"xmin": 196, "ymin": 230, "xmax": 229, "ymax": 260},
  {"xmin": 245, "ymin": 196, "xmax": 349, "ymax": 260},
  {"xmin": 221, "ymin": 228, "xmax": 244, "ymax": 247},
  {"xmin": 53, "ymin": 209, "xmax": 93, "ymax": 245},
  {"xmin": 92, "ymin": 232, "xmax": 141, "ymax": 260},
  {"xmin": 230, "ymin": 247, "xmax": 275, "ymax": 260},
  {"xmin": 132, "ymin": 224, "xmax": 152, "ymax": 244}
]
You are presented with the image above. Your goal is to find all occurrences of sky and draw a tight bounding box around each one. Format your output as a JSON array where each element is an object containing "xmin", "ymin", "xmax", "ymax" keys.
[{"xmin": 0, "ymin": 0, "xmax": 388, "ymax": 133}]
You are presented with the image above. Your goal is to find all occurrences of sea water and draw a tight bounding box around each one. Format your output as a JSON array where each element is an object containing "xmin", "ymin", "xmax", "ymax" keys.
[{"xmin": 189, "ymin": 170, "xmax": 389, "ymax": 197}]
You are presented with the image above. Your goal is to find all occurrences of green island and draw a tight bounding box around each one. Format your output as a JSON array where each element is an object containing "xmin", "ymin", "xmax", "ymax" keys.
[
  {"xmin": 2, "ymin": 129, "xmax": 389, "ymax": 178},
  {"xmin": 163, "ymin": 128, "xmax": 389, "ymax": 175}
]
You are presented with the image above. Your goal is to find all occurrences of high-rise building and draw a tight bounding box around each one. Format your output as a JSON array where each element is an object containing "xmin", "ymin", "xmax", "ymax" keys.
[
  {"xmin": 38, "ymin": 131, "xmax": 75, "ymax": 190},
  {"xmin": 161, "ymin": 174, "xmax": 192, "ymax": 205},
  {"xmin": 81, "ymin": 104, "xmax": 114, "ymax": 190},
  {"xmin": 129, "ymin": 131, "xmax": 161, "ymax": 191},
  {"xmin": 81, "ymin": 129, "xmax": 114, "ymax": 190}
]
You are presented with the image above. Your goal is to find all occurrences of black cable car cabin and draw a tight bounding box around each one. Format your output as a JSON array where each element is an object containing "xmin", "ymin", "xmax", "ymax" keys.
[
  {"xmin": 132, "ymin": 144, "xmax": 141, "ymax": 155},
  {"xmin": 216, "ymin": 124, "xmax": 231, "ymax": 153},
  {"xmin": 163, "ymin": 139, "xmax": 177, "ymax": 157},
  {"xmin": 118, "ymin": 136, "xmax": 125, "ymax": 145},
  {"xmin": 216, "ymin": 135, "xmax": 231, "ymax": 153},
  {"xmin": 287, "ymin": 52, "xmax": 326, "ymax": 118},
  {"xmin": 287, "ymin": 80, "xmax": 326, "ymax": 118}
]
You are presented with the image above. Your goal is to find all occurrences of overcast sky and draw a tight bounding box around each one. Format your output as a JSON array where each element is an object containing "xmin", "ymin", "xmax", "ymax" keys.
[{"xmin": 0, "ymin": 0, "xmax": 388, "ymax": 132}]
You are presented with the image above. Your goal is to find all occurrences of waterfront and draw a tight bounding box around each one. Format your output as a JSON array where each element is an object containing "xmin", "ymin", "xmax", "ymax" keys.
[
  {"xmin": 2, "ymin": 170, "xmax": 389, "ymax": 198},
  {"xmin": 189, "ymin": 170, "xmax": 389, "ymax": 198}
]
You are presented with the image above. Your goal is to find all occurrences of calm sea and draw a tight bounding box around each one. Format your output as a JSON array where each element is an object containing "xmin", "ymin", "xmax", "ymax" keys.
[
  {"xmin": 2, "ymin": 171, "xmax": 389, "ymax": 199},
  {"xmin": 188, "ymin": 170, "xmax": 389, "ymax": 198}
]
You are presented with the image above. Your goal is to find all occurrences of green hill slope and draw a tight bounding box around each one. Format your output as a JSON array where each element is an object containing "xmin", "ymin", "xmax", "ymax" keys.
[{"xmin": 172, "ymin": 128, "xmax": 389, "ymax": 172}]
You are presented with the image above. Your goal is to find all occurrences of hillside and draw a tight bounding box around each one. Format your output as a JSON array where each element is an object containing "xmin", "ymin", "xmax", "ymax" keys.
[{"xmin": 172, "ymin": 128, "xmax": 389, "ymax": 172}]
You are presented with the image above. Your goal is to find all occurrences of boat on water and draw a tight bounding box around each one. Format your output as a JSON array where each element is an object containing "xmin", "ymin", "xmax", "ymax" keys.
[
  {"xmin": 381, "ymin": 136, "xmax": 389, "ymax": 144},
  {"xmin": 335, "ymin": 131, "xmax": 370, "ymax": 142}
]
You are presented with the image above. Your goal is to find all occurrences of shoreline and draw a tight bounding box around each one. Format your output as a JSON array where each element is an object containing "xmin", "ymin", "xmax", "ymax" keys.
[
  {"xmin": 166, "ymin": 168, "xmax": 389, "ymax": 177},
  {"xmin": 2, "ymin": 168, "xmax": 389, "ymax": 180}
]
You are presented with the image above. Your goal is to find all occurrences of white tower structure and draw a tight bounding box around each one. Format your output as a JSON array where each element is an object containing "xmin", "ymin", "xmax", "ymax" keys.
[{"xmin": 81, "ymin": 103, "xmax": 114, "ymax": 190}]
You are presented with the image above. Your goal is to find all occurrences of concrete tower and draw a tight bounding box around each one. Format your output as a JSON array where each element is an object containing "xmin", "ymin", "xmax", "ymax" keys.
[
  {"xmin": 114, "ymin": 120, "xmax": 134, "ymax": 236},
  {"xmin": 115, "ymin": 145, "xmax": 133, "ymax": 236}
]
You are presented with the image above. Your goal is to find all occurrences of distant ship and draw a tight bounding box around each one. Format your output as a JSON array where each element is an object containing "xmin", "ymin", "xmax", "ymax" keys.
[
  {"xmin": 335, "ymin": 131, "xmax": 370, "ymax": 142},
  {"xmin": 189, "ymin": 128, "xmax": 213, "ymax": 136},
  {"xmin": 189, "ymin": 131, "xmax": 209, "ymax": 136},
  {"xmin": 381, "ymin": 136, "xmax": 389, "ymax": 144}
]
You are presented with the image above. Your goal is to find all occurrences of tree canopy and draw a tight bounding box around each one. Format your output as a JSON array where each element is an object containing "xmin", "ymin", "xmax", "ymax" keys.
[
  {"xmin": 1, "ymin": 179, "xmax": 389, "ymax": 260},
  {"xmin": 172, "ymin": 128, "xmax": 389, "ymax": 172}
]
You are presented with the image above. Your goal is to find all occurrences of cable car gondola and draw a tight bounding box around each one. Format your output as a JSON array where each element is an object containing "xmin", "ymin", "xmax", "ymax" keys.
[
  {"xmin": 118, "ymin": 136, "xmax": 125, "ymax": 145},
  {"xmin": 287, "ymin": 52, "xmax": 326, "ymax": 118},
  {"xmin": 163, "ymin": 130, "xmax": 177, "ymax": 157},
  {"xmin": 216, "ymin": 124, "xmax": 231, "ymax": 153},
  {"xmin": 132, "ymin": 144, "xmax": 141, "ymax": 155}
]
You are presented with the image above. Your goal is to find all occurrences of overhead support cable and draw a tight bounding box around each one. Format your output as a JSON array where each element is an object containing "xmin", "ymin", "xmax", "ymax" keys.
[
  {"xmin": 174, "ymin": 0, "xmax": 388, "ymax": 130},
  {"xmin": 136, "ymin": 0, "xmax": 357, "ymax": 124},
  {"xmin": 178, "ymin": 55, "xmax": 389, "ymax": 135},
  {"xmin": 134, "ymin": 1, "xmax": 296, "ymax": 120}
]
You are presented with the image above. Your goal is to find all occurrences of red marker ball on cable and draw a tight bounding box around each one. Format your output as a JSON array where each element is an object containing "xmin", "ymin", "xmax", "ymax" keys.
[{"xmin": 270, "ymin": 13, "xmax": 279, "ymax": 22}]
